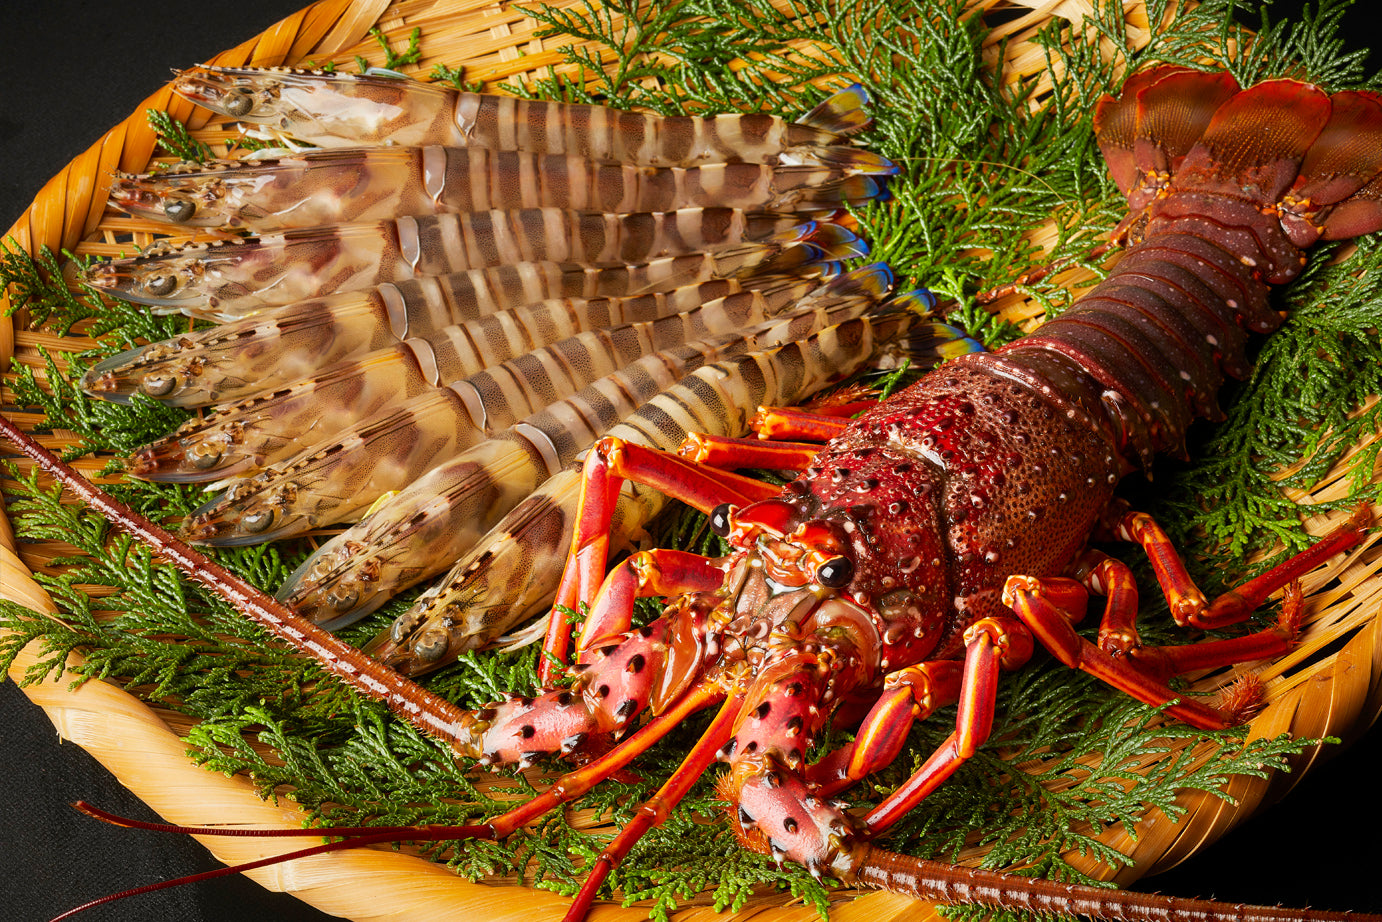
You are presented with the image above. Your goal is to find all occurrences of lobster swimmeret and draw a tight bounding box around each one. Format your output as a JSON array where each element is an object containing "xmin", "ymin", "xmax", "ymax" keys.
[{"xmin": 9, "ymin": 66, "xmax": 1382, "ymax": 922}]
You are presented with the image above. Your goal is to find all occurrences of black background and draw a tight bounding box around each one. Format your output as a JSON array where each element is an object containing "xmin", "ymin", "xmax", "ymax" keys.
[{"xmin": 3, "ymin": 2, "xmax": 1381, "ymax": 921}]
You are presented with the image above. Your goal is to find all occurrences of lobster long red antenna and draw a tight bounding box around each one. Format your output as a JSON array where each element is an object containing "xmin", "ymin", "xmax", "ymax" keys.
[{"xmin": 0, "ymin": 413, "xmax": 478, "ymax": 748}]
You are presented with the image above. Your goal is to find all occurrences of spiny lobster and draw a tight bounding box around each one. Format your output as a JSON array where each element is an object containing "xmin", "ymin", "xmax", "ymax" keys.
[{"xmin": 6, "ymin": 65, "xmax": 1382, "ymax": 922}]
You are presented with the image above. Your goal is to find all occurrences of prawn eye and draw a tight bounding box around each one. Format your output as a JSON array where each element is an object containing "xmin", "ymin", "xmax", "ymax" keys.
[
  {"xmin": 225, "ymin": 90, "xmax": 255, "ymax": 117},
  {"xmin": 141, "ymin": 373, "xmax": 177, "ymax": 397},
  {"xmin": 143, "ymin": 274, "xmax": 177, "ymax": 297},
  {"xmin": 163, "ymin": 198, "xmax": 196, "ymax": 223},
  {"xmin": 709, "ymin": 503, "xmax": 735, "ymax": 537},
  {"xmin": 240, "ymin": 509, "xmax": 275, "ymax": 534},
  {"xmin": 412, "ymin": 627, "xmax": 450, "ymax": 664},
  {"xmin": 326, "ymin": 586, "xmax": 359, "ymax": 612},
  {"xmin": 816, "ymin": 556, "xmax": 854, "ymax": 588}
]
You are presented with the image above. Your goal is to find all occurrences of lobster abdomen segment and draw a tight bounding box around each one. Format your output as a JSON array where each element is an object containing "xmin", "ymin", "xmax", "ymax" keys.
[{"xmin": 1030, "ymin": 68, "xmax": 1382, "ymax": 467}]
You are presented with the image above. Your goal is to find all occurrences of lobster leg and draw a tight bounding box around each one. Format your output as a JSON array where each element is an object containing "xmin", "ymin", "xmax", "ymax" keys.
[
  {"xmin": 565, "ymin": 693, "xmax": 746, "ymax": 922},
  {"xmin": 1113, "ymin": 506, "xmax": 1373, "ymax": 630},
  {"xmin": 860, "ymin": 616, "xmax": 1036, "ymax": 836},
  {"xmin": 1003, "ymin": 508, "xmax": 1373, "ymax": 730},
  {"xmin": 541, "ymin": 437, "xmax": 780, "ymax": 680},
  {"xmin": 573, "ymin": 548, "xmax": 725, "ymax": 653},
  {"xmin": 750, "ymin": 405, "xmax": 854, "ymax": 441},
  {"xmin": 677, "ymin": 432, "xmax": 823, "ymax": 469},
  {"xmin": 805, "ymin": 660, "xmax": 965, "ymax": 795}
]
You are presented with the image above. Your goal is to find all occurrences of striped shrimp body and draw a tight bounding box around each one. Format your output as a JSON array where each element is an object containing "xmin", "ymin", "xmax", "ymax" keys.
[
  {"xmin": 177, "ymin": 267, "xmax": 895, "ymax": 546},
  {"xmin": 356, "ymin": 298, "xmax": 950, "ymax": 668},
  {"xmin": 81, "ymin": 208, "xmax": 826, "ymax": 320},
  {"xmin": 172, "ymin": 65, "xmax": 879, "ymax": 166},
  {"xmin": 123, "ymin": 271, "xmax": 856, "ymax": 484},
  {"xmin": 81, "ymin": 229, "xmax": 860, "ymax": 407},
  {"xmin": 81, "ymin": 271, "xmax": 838, "ymax": 409},
  {"xmin": 280, "ymin": 298, "xmax": 929, "ymax": 633},
  {"xmin": 109, "ymin": 147, "xmax": 889, "ymax": 233}
]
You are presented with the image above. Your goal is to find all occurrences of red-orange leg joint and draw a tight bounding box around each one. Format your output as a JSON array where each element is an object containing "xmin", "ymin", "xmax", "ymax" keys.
[
  {"xmin": 677, "ymin": 432, "xmax": 822, "ymax": 470},
  {"xmin": 1112, "ymin": 512, "xmax": 1206, "ymax": 626},
  {"xmin": 1197, "ymin": 505, "xmax": 1372, "ymax": 629},
  {"xmin": 751, "ymin": 405, "xmax": 853, "ymax": 441},
  {"xmin": 807, "ymin": 661, "xmax": 964, "ymax": 796},
  {"xmin": 1005, "ymin": 574, "xmax": 1240, "ymax": 730},
  {"xmin": 1081, "ymin": 552, "xmax": 1144, "ymax": 657},
  {"xmin": 1001, "ymin": 576, "xmax": 1090, "ymax": 668},
  {"xmin": 957, "ymin": 617, "xmax": 1033, "ymax": 756},
  {"xmin": 574, "ymin": 548, "xmax": 725, "ymax": 655},
  {"xmin": 545, "ymin": 436, "xmax": 778, "ymax": 683}
]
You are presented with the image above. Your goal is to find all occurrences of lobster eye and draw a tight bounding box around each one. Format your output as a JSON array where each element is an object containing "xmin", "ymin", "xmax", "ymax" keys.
[
  {"xmin": 225, "ymin": 90, "xmax": 255, "ymax": 117},
  {"xmin": 163, "ymin": 198, "xmax": 196, "ymax": 223},
  {"xmin": 709, "ymin": 503, "xmax": 735, "ymax": 537},
  {"xmin": 815, "ymin": 556, "xmax": 854, "ymax": 588},
  {"xmin": 143, "ymin": 274, "xmax": 177, "ymax": 297}
]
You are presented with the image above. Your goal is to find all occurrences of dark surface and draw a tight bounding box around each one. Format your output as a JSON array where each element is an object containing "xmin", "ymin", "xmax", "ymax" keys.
[{"xmin": 2, "ymin": 2, "xmax": 1381, "ymax": 921}]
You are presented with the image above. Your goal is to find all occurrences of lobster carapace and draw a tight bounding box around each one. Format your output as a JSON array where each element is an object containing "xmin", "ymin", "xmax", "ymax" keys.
[{"xmin": 11, "ymin": 65, "xmax": 1382, "ymax": 922}]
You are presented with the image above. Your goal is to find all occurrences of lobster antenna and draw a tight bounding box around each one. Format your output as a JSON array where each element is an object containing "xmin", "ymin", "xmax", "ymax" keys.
[
  {"xmin": 853, "ymin": 845, "xmax": 1379, "ymax": 922},
  {"xmin": 0, "ymin": 414, "xmax": 477, "ymax": 750}
]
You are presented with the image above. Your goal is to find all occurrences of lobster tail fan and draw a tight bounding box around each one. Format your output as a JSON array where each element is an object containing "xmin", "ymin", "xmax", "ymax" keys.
[
  {"xmin": 1093, "ymin": 67, "xmax": 1177, "ymax": 195},
  {"xmin": 1175, "ymin": 78, "xmax": 1332, "ymax": 204},
  {"xmin": 1319, "ymin": 169, "xmax": 1382, "ymax": 241},
  {"xmin": 1094, "ymin": 66, "xmax": 1238, "ymax": 206},
  {"xmin": 1128, "ymin": 69, "xmax": 1240, "ymax": 194},
  {"xmin": 1284, "ymin": 90, "xmax": 1382, "ymax": 243}
]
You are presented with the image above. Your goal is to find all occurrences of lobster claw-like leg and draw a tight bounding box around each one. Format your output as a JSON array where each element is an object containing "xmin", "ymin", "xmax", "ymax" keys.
[
  {"xmin": 1002, "ymin": 507, "xmax": 1372, "ymax": 730},
  {"xmin": 850, "ymin": 615, "xmax": 1038, "ymax": 838}
]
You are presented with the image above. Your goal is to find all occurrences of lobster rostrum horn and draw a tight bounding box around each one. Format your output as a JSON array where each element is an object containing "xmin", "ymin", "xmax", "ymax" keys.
[{"xmin": 11, "ymin": 64, "xmax": 1382, "ymax": 922}]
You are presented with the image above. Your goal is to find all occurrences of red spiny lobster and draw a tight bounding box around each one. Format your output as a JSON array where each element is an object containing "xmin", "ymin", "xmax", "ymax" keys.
[{"xmin": 6, "ymin": 65, "xmax": 1382, "ymax": 922}]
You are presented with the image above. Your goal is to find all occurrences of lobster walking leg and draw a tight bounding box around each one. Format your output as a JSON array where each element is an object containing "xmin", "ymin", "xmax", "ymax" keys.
[
  {"xmin": 858, "ymin": 616, "xmax": 1036, "ymax": 836},
  {"xmin": 565, "ymin": 694, "xmax": 746, "ymax": 922},
  {"xmin": 804, "ymin": 660, "xmax": 965, "ymax": 795},
  {"xmin": 542, "ymin": 437, "xmax": 780, "ymax": 680},
  {"xmin": 1003, "ymin": 507, "xmax": 1374, "ymax": 730}
]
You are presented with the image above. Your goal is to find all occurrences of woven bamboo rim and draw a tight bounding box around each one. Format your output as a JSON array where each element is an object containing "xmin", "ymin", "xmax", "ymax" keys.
[{"xmin": 2, "ymin": 1, "xmax": 1381, "ymax": 920}]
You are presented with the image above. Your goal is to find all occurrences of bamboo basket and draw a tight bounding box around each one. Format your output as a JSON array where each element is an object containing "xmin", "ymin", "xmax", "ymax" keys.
[{"xmin": 3, "ymin": 1, "xmax": 1382, "ymax": 920}]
